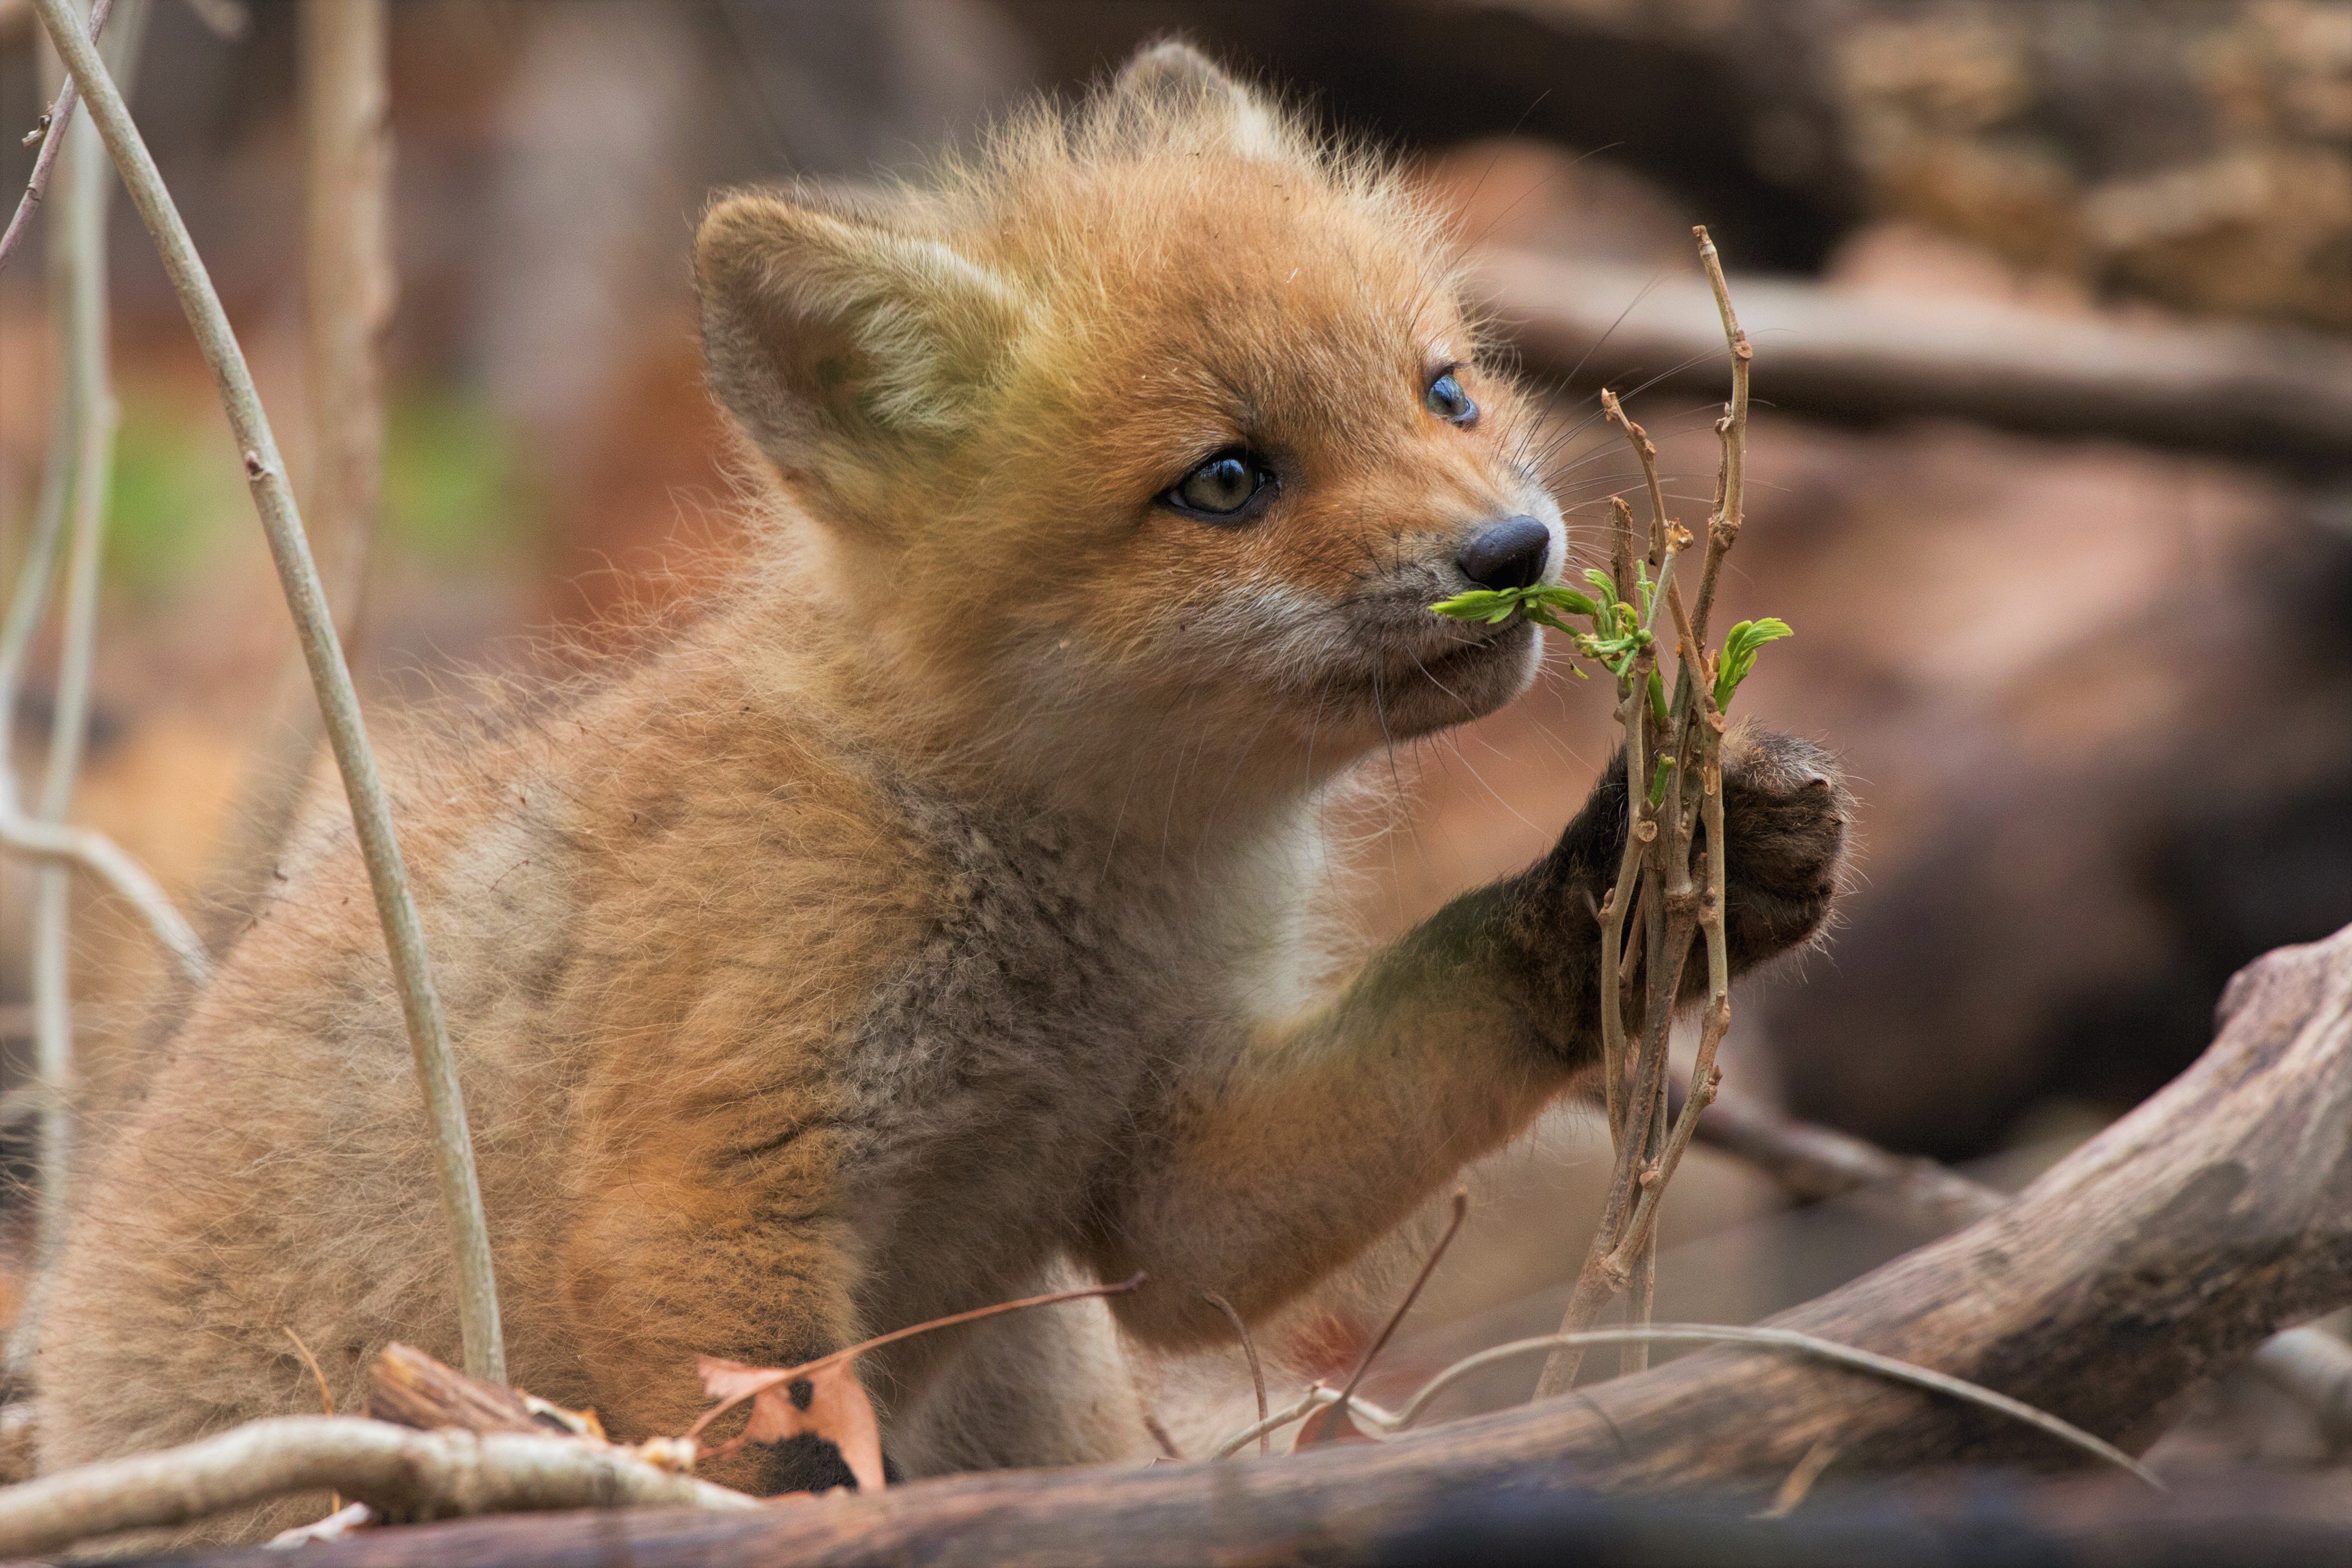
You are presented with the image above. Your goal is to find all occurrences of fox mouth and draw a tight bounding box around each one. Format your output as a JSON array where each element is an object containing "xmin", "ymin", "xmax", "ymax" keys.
[{"xmin": 1321, "ymin": 617, "xmax": 1537, "ymax": 735}]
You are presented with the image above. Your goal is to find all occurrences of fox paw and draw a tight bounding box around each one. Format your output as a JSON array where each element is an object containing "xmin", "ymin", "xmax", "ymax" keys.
[{"xmin": 1716, "ymin": 726, "xmax": 1849, "ymax": 970}]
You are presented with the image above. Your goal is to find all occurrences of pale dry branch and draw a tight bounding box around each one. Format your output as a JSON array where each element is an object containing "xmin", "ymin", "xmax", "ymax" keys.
[
  {"xmin": 0, "ymin": 1416, "xmax": 759, "ymax": 1560},
  {"xmin": 1536, "ymin": 229, "xmax": 1751, "ymax": 1401},
  {"xmin": 1201, "ymin": 1291, "xmax": 1270, "ymax": 1457},
  {"xmin": 0, "ymin": 0, "xmax": 108, "ymax": 277},
  {"xmin": 1297, "ymin": 1191, "xmax": 1467, "ymax": 1446},
  {"xmin": 29, "ymin": 0, "xmax": 505, "ymax": 1383},
  {"xmin": 1392, "ymin": 1326, "xmax": 2157, "ymax": 1486}
]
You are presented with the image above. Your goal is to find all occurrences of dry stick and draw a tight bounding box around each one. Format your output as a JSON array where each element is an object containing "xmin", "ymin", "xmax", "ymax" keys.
[
  {"xmin": 1596, "ymin": 388, "xmax": 1690, "ymax": 1378},
  {"xmin": 28, "ymin": 0, "xmax": 505, "ymax": 1383},
  {"xmin": 0, "ymin": 1416, "xmax": 760, "ymax": 1561},
  {"xmin": 0, "ymin": 2, "xmax": 201, "ymax": 992},
  {"xmin": 1691, "ymin": 224, "xmax": 1749, "ymax": 646},
  {"xmin": 1536, "ymin": 232, "xmax": 1750, "ymax": 1401},
  {"xmin": 26, "ymin": 4, "xmax": 111, "ymax": 1277},
  {"xmin": 1597, "ymin": 230, "xmax": 1755, "ymax": 1303},
  {"xmin": 200, "ymin": 0, "xmax": 393, "ymax": 940},
  {"xmin": 0, "ymin": 0, "xmax": 108, "ymax": 278},
  {"xmin": 1394, "ymin": 1326, "xmax": 2161, "ymax": 1488},
  {"xmin": 1201, "ymin": 1291, "xmax": 1271, "ymax": 1457},
  {"xmin": 1298, "ymin": 1191, "xmax": 1470, "ymax": 1445}
]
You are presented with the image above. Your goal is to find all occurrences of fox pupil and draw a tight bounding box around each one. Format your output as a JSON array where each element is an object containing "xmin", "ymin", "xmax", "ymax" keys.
[{"xmin": 1169, "ymin": 451, "xmax": 1267, "ymax": 519}]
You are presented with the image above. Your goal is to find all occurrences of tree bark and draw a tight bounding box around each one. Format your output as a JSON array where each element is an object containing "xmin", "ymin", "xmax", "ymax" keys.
[{"xmin": 103, "ymin": 922, "xmax": 2352, "ymax": 1566}]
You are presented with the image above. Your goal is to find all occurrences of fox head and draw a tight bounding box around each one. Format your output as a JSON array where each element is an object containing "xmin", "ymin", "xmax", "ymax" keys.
[{"xmin": 697, "ymin": 41, "xmax": 1565, "ymax": 805}]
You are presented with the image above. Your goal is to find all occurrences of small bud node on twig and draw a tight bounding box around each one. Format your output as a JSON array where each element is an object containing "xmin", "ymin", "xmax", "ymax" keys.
[
  {"xmin": 22, "ymin": 113, "xmax": 51, "ymax": 149},
  {"xmin": 242, "ymin": 450, "xmax": 269, "ymax": 479},
  {"xmin": 1634, "ymin": 820, "xmax": 1657, "ymax": 842}
]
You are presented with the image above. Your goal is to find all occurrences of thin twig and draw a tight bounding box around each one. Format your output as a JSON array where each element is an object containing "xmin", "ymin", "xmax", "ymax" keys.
[
  {"xmin": 1300, "ymin": 1190, "xmax": 1468, "ymax": 1444},
  {"xmin": 29, "ymin": 0, "xmax": 505, "ymax": 1382},
  {"xmin": 1201, "ymin": 1291, "xmax": 1270, "ymax": 1457},
  {"xmin": 1757, "ymin": 1438, "xmax": 1838, "ymax": 1518},
  {"xmin": 1399, "ymin": 1325, "xmax": 2161, "ymax": 1488},
  {"xmin": 1691, "ymin": 224, "xmax": 1749, "ymax": 648},
  {"xmin": 1536, "ymin": 228, "xmax": 1756, "ymax": 1402},
  {"xmin": 1209, "ymin": 1385, "xmax": 1404, "ymax": 1459},
  {"xmin": 683, "ymin": 1272, "xmax": 1145, "ymax": 1443},
  {"xmin": 0, "ymin": 0, "xmax": 201, "ymax": 996},
  {"xmin": 282, "ymin": 1327, "xmax": 335, "ymax": 1417},
  {"xmin": 27, "ymin": 16, "xmax": 113, "ymax": 1274},
  {"xmin": 0, "ymin": 0, "xmax": 109, "ymax": 279}
]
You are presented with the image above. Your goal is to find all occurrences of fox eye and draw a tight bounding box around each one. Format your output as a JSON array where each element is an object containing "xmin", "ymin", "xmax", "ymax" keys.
[
  {"xmin": 1165, "ymin": 449, "xmax": 1274, "ymax": 522},
  {"xmin": 1425, "ymin": 371, "xmax": 1477, "ymax": 426}
]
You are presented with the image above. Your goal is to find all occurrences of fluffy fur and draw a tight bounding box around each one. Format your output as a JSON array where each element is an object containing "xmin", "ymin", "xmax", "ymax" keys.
[{"xmin": 29, "ymin": 41, "xmax": 1847, "ymax": 1537}]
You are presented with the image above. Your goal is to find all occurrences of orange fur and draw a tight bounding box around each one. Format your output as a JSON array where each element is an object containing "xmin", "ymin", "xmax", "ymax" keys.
[{"xmin": 29, "ymin": 42, "xmax": 1845, "ymax": 1541}]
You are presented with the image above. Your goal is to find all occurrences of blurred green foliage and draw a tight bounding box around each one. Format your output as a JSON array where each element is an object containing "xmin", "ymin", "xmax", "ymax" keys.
[{"xmin": 101, "ymin": 384, "xmax": 539, "ymax": 597}]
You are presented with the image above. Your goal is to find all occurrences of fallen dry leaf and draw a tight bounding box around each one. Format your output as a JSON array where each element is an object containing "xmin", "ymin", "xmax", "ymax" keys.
[
  {"xmin": 681, "ymin": 1271, "xmax": 1145, "ymax": 1490},
  {"xmin": 693, "ymin": 1357, "xmax": 885, "ymax": 1491}
]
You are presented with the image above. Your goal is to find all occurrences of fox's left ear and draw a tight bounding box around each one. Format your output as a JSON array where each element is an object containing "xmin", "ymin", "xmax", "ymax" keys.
[
  {"xmin": 1092, "ymin": 39, "xmax": 1293, "ymax": 161},
  {"xmin": 695, "ymin": 192, "xmax": 1029, "ymax": 483}
]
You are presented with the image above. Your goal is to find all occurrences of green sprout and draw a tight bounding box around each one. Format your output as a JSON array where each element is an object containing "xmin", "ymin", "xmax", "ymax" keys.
[
  {"xmin": 1430, "ymin": 585, "xmax": 1792, "ymax": 717},
  {"xmin": 1713, "ymin": 617, "xmax": 1794, "ymax": 713}
]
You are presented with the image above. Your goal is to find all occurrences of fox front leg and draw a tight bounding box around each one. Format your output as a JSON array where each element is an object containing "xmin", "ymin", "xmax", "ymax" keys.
[{"xmin": 1089, "ymin": 726, "xmax": 1849, "ymax": 1344}]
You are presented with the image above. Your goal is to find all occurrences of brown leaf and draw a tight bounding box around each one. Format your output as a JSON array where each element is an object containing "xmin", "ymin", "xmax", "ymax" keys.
[
  {"xmin": 694, "ymin": 1357, "xmax": 884, "ymax": 1492},
  {"xmin": 678, "ymin": 1271, "xmax": 1145, "ymax": 1492}
]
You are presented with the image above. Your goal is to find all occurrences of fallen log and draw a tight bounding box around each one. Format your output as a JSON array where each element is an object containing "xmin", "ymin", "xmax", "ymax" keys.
[
  {"xmin": 114, "ymin": 922, "xmax": 2352, "ymax": 1565},
  {"xmin": 136, "ymin": 1469, "xmax": 2352, "ymax": 1568},
  {"xmin": 1474, "ymin": 246, "xmax": 2352, "ymax": 465}
]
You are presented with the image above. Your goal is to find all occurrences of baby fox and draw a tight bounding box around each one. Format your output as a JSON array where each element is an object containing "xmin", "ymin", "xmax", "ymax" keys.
[{"xmin": 34, "ymin": 41, "xmax": 1845, "ymax": 1516}]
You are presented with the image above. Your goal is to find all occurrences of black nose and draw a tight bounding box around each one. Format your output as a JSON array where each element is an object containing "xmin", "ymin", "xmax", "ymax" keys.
[{"xmin": 1456, "ymin": 515, "xmax": 1551, "ymax": 590}]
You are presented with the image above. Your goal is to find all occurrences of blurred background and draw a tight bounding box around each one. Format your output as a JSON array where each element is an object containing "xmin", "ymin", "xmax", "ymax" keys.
[{"xmin": 1, "ymin": 0, "xmax": 2348, "ymax": 1466}]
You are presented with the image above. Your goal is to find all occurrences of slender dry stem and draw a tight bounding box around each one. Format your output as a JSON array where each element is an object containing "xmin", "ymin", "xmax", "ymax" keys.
[
  {"xmin": 1202, "ymin": 1291, "xmax": 1270, "ymax": 1457},
  {"xmin": 1691, "ymin": 224, "xmax": 1750, "ymax": 646},
  {"xmin": 29, "ymin": 0, "xmax": 505, "ymax": 1382},
  {"xmin": 1535, "ymin": 229, "xmax": 1758, "ymax": 1401},
  {"xmin": 0, "ymin": 0, "xmax": 109, "ymax": 277},
  {"xmin": 27, "ymin": 41, "xmax": 111, "ymax": 1270}
]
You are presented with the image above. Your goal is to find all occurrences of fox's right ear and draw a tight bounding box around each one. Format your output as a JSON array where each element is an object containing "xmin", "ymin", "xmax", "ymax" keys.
[
  {"xmin": 695, "ymin": 193, "xmax": 1029, "ymax": 478},
  {"xmin": 1093, "ymin": 39, "xmax": 1292, "ymax": 161}
]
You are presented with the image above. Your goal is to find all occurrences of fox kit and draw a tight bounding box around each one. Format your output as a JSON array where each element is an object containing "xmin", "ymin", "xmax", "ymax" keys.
[{"xmin": 34, "ymin": 42, "xmax": 1844, "ymax": 1522}]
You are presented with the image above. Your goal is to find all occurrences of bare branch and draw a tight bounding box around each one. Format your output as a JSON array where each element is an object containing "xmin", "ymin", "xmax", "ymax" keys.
[
  {"xmin": 0, "ymin": 1416, "xmax": 758, "ymax": 1560},
  {"xmin": 1201, "ymin": 1292, "xmax": 1270, "ymax": 1457},
  {"xmin": 0, "ymin": 0, "xmax": 109, "ymax": 278},
  {"xmin": 27, "ymin": 0, "xmax": 503, "ymax": 1382}
]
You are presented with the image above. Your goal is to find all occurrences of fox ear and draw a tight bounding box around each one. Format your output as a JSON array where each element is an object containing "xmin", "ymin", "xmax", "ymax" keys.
[
  {"xmin": 1094, "ymin": 39, "xmax": 1292, "ymax": 160},
  {"xmin": 695, "ymin": 192, "xmax": 1028, "ymax": 475}
]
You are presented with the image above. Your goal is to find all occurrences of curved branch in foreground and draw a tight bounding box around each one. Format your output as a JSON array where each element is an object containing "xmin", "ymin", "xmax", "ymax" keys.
[
  {"xmin": 128, "ymin": 923, "xmax": 2352, "ymax": 1568},
  {"xmin": 0, "ymin": 1417, "xmax": 757, "ymax": 1560},
  {"xmin": 0, "ymin": 805, "xmax": 209, "ymax": 983}
]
